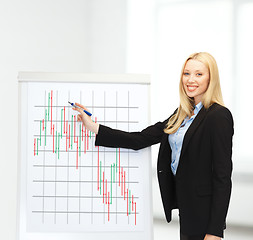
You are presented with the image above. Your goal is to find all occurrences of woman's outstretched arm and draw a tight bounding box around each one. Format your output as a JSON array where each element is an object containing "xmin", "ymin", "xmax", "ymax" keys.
[
  {"xmin": 72, "ymin": 102, "xmax": 169, "ymax": 150},
  {"xmin": 95, "ymin": 120, "xmax": 167, "ymax": 150}
]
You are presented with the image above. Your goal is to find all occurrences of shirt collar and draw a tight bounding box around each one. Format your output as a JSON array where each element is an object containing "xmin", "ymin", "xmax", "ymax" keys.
[
  {"xmin": 193, "ymin": 102, "xmax": 203, "ymax": 115},
  {"xmin": 182, "ymin": 102, "xmax": 203, "ymax": 125}
]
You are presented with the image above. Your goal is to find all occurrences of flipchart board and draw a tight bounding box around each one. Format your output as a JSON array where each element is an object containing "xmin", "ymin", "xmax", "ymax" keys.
[{"xmin": 17, "ymin": 72, "xmax": 153, "ymax": 240}]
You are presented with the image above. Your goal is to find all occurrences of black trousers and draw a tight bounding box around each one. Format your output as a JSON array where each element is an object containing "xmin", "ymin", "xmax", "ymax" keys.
[{"xmin": 180, "ymin": 232, "xmax": 205, "ymax": 240}]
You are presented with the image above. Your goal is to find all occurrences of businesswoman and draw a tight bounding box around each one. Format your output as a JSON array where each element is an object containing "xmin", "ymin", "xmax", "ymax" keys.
[{"xmin": 73, "ymin": 52, "xmax": 234, "ymax": 240}]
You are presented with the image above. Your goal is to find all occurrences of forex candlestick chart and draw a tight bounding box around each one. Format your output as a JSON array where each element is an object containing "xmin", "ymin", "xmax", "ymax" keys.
[
  {"xmin": 33, "ymin": 90, "xmax": 137, "ymax": 224},
  {"xmin": 26, "ymin": 82, "xmax": 149, "ymax": 232}
]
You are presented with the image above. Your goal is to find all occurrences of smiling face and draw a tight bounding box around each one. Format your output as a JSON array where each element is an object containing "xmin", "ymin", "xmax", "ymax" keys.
[{"xmin": 182, "ymin": 59, "xmax": 210, "ymax": 105}]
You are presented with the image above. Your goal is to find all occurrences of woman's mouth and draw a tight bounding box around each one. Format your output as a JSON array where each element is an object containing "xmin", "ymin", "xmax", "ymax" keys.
[{"xmin": 187, "ymin": 85, "xmax": 198, "ymax": 92}]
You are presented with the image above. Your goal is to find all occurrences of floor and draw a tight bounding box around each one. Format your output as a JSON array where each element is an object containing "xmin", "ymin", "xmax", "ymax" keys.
[{"xmin": 153, "ymin": 218, "xmax": 253, "ymax": 240}]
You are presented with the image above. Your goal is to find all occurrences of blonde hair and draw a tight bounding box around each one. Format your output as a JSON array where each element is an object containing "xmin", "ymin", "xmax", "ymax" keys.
[{"xmin": 164, "ymin": 52, "xmax": 224, "ymax": 134}]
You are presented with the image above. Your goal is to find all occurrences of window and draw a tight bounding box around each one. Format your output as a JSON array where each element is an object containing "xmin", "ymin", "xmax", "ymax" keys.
[
  {"xmin": 155, "ymin": 0, "xmax": 233, "ymax": 118},
  {"xmin": 234, "ymin": 2, "xmax": 253, "ymax": 171},
  {"xmin": 126, "ymin": 0, "xmax": 253, "ymax": 173},
  {"xmin": 154, "ymin": 0, "xmax": 252, "ymax": 173}
]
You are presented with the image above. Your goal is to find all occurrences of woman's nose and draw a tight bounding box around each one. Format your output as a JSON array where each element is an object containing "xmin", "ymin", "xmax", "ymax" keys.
[{"xmin": 188, "ymin": 74, "xmax": 195, "ymax": 83}]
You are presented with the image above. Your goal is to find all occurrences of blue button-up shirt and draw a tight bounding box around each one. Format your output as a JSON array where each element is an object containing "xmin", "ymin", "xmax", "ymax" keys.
[{"xmin": 168, "ymin": 102, "xmax": 203, "ymax": 175}]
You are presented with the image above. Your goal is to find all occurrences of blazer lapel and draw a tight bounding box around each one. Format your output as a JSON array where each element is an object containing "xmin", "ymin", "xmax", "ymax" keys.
[{"xmin": 179, "ymin": 106, "xmax": 207, "ymax": 160}]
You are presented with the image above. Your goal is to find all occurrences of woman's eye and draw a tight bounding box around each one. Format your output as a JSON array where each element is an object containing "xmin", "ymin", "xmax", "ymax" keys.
[
  {"xmin": 183, "ymin": 72, "xmax": 189, "ymax": 75},
  {"xmin": 196, "ymin": 73, "xmax": 202, "ymax": 76}
]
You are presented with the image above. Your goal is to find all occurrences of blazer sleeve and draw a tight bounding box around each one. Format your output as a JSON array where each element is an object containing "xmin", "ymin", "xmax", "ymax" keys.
[
  {"xmin": 95, "ymin": 118, "xmax": 169, "ymax": 150},
  {"xmin": 206, "ymin": 106, "xmax": 234, "ymax": 238}
]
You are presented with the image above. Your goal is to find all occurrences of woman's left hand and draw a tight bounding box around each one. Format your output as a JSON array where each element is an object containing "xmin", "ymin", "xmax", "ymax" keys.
[{"xmin": 204, "ymin": 234, "xmax": 221, "ymax": 240}]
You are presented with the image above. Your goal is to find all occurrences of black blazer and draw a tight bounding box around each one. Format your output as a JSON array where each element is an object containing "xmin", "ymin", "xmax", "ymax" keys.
[{"xmin": 95, "ymin": 103, "xmax": 234, "ymax": 238}]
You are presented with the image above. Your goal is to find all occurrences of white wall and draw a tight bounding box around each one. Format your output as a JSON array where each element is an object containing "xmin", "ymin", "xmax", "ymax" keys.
[
  {"xmin": 0, "ymin": 1, "xmax": 127, "ymax": 239},
  {"xmin": 88, "ymin": 0, "xmax": 127, "ymax": 73}
]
